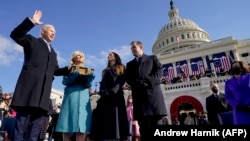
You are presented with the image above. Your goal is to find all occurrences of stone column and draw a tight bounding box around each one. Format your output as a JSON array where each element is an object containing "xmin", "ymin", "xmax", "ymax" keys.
[
  {"xmin": 173, "ymin": 62, "xmax": 177, "ymax": 77},
  {"xmin": 202, "ymin": 56, "xmax": 208, "ymax": 70},
  {"xmin": 208, "ymin": 55, "xmax": 217, "ymax": 77},
  {"xmin": 187, "ymin": 59, "xmax": 192, "ymax": 76}
]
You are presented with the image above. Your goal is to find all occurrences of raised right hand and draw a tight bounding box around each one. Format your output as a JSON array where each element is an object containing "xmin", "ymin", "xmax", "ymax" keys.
[{"xmin": 31, "ymin": 10, "xmax": 43, "ymax": 25}]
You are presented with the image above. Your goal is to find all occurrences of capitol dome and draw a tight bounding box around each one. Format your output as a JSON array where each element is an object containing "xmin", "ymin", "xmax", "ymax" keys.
[{"xmin": 153, "ymin": 0, "xmax": 210, "ymax": 54}]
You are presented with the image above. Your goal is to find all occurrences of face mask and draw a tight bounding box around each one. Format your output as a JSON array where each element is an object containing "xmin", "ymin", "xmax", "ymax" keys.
[
  {"xmin": 212, "ymin": 87, "xmax": 218, "ymax": 93},
  {"xmin": 231, "ymin": 67, "xmax": 241, "ymax": 75},
  {"xmin": 128, "ymin": 99, "xmax": 133, "ymax": 103}
]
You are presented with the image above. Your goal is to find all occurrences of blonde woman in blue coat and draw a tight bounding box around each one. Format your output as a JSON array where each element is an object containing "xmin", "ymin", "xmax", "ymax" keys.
[{"xmin": 56, "ymin": 50, "xmax": 95, "ymax": 141}]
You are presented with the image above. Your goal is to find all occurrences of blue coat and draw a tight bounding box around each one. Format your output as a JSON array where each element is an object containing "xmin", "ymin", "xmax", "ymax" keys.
[
  {"xmin": 225, "ymin": 73, "xmax": 250, "ymax": 125},
  {"xmin": 56, "ymin": 71, "xmax": 95, "ymax": 132}
]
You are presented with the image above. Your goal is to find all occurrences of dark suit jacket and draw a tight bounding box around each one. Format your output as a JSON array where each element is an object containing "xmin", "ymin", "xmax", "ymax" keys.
[
  {"xmin": 206, "ymin": 92, "xmax": 232, "ymax": 125},
  {"xmin": 125, "ymin": 54, "xmax": 167, "ymax": 120},
  {"xmin": 10, "ymin": 18, "xmax": 68, "ymax": 113}
]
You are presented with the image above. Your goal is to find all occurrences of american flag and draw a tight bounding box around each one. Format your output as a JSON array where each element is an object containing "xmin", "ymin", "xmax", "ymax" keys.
[
  {"xmin": 162, "ymin": 65, "xmax": 175, "ymax": 80},
  {"xmin": 176, "ymin": 63, "xmax": 189, "ymax": 77},
  {"xmin": 191, "ymin": 61, "xmax": 204, "ymax": 75},
  {"xmin": 213, "ymin": 56, "xmax": 230, "ymax": 72},
  {"xmin": 168, "ymin": 66, "xmax": 175, "ymax": 80}
]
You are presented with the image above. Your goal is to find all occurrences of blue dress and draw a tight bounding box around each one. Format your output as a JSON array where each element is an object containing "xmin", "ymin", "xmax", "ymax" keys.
[{"xmin": 56, "ymin": 71, "xmax": 95, "ymax": 133}]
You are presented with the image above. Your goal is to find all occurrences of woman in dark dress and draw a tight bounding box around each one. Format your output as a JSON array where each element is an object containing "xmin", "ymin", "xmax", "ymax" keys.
[{"xmin": 90, "ymin": 52, "xmax": 129, "ymax": 141}]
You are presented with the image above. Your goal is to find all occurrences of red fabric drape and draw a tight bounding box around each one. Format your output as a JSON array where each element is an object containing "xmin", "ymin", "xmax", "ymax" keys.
[{"xmin": 170, "ymin": 95, "xmax": 203, "ymax": 122}]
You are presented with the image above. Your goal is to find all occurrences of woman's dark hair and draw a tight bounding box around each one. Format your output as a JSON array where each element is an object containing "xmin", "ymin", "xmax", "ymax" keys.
[
  {"xmin": 111, "ymin": 52, "xmax": 122, "ymax": 66},
  {"xmin": 105, "ymin": 52, "xmax": 125, "ymax": 76},
  {"xmin": 230, "ymin": 60, "xmax": 250, "ymax": 75}
]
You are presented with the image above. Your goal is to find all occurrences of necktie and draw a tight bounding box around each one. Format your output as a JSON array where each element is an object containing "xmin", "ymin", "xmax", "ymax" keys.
[
  {"xmin": 47, "ymin": 43, "xmax": 51, "ymax": 52},
  {"xmin": 137, "ymin": 57, "xmax": 142, "ymax": 64},
  {"xmin": 214, "ymin": 94, "xmax": 218, "ymax": 99}
]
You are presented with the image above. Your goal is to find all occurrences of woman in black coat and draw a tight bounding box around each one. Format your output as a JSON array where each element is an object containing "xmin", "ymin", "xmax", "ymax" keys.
[{"xmin": 90, "ymin": 52, "xmax": 129, "ymax": 141}]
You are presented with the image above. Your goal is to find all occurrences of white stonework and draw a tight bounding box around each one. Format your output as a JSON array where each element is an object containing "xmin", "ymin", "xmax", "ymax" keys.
[
  {"xmin": 50, "ymin": 88, "xmax": 64, "ymax": 106},
  {"xmin": 49, "ymin": 2, "xmax": 250, "ymax": 125},
  {"xmin": 151, "ymin": 2, "xmax": 250, "ymax": 124}
]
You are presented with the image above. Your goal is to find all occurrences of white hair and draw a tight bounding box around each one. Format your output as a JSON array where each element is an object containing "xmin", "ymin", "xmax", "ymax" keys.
[
  {"xmin": 70, "ymin": 50, "xmax": 85, "ymax": 67},
  {"xmin": 40, "ymin": 24, "xmax": 55, "ymax": 37}
]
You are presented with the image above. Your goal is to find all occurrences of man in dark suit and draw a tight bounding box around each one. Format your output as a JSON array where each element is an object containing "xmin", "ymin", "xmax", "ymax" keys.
[
  {"xmin": 10, "ymin": 10, "xmax": 69, "ymax": 141},
  {"xmin": 206, "ymin": 83, "xmax": 232, "ymax": 125},
  {"xmin": 125, "ymin": 41, "xmax": 167, "ymax": 141}
]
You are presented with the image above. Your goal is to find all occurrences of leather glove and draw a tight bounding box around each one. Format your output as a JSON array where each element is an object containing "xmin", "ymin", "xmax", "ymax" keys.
[
  {"xmin": 136, "ymin": 79, "xmax": 150, "ymax": 88},
  {"xmin": 140, "ymin": 80, "xmax": 149, "ymax": 88}
]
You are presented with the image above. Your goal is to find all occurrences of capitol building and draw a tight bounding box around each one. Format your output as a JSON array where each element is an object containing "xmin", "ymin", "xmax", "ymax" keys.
[
  {"xmin": 154, "ymin": 1, "xmax": 250, "ymax": 124},
  {"xmin": 51, "ymin": 1, "xmax": 250, "ymax": 124}
]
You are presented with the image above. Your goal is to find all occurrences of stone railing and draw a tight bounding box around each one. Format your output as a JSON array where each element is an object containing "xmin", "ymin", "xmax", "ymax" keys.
[{"xmin": 164, "ymin": 75, "xmax": 231, "ymax": 92}]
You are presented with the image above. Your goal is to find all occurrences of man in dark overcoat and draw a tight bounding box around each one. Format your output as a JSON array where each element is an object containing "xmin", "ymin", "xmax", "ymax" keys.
[
  {"xmin": 206, "ymin": 83, "xmax": 232, "ymax": 125},
  {"xmin": 10, "ymin": 10, "xmax": 68, "ymax": 141},
  {"xmin": 125, "ymin": 41, "xmax": 167, "ymax": 141}
]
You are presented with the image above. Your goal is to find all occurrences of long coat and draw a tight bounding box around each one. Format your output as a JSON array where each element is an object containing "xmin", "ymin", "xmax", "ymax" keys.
[
  {"xmin": 10, "ymin": 17, "xmax": 68, "ymax": 113},
  {"xmin": 56, "ymin": 71, "xmax": 94, "ymax": 133},
  {"xmin": 206, "ymin": 92, "xmax": 232, "ymax": 125},
  {"xmin": 125, "ymin": 54, "xmax": 167, "ymax": 120},
  {"xmin": 90, "ymin": 66, "xmax": 129, "ymax": 140}
]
